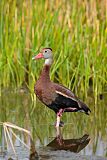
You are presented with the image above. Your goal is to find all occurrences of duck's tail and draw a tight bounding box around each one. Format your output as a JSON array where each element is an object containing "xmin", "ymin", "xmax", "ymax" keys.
[{"xmin": 78, "ymin": 100, "xmax": 91, "ymax": 115}]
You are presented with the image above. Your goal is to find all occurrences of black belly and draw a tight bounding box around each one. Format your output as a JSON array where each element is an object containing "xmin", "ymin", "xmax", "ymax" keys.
[{"xmin": 47, "ymin": 94, "xmax": 79, "ymax": 113}]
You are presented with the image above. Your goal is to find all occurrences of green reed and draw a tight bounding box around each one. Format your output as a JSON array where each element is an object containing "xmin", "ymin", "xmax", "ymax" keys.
[{"xmin": 0, "ymin": 0, "xmax": 107, "ymax": 97}]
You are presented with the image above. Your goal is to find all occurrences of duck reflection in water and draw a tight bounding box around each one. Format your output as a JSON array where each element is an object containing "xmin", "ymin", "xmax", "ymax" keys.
[{"xmin": 47, "ymin": 127, "xmax": 90, "ymax": 153}]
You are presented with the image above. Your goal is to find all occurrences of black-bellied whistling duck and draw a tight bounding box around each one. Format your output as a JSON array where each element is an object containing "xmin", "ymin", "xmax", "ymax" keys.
[{"xmin": 32, "ymin": 48, "xmax": 91, "ymax": 127}]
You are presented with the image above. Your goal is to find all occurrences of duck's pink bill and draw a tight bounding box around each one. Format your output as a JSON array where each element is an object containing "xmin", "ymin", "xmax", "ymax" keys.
[{"xmin": 32, "ymin": 53, "xmax": 44, "ymax": 60}]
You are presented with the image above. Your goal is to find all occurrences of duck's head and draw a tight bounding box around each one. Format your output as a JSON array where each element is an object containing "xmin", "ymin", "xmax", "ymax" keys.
[{"xmin": 32, "ymin": 48, "xmax": 53, "ymax": 65}]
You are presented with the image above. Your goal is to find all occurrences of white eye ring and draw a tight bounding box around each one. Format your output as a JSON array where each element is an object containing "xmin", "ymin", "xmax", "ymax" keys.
[{"xmin": 45, "ymin": 50, "xmax": 47, "ymax": 53}]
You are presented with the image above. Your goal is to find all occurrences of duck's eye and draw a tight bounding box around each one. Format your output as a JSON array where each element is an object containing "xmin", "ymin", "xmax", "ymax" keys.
[{"xmin": 45, "ymin": 50, "xmax": 47, "ymax": 53}]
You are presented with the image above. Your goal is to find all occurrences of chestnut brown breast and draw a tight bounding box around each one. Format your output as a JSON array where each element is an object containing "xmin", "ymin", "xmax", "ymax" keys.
[
  {"xmin": 35, "ymin": 80, "xmax": 57, "ymax": 105},
  {"xmin": 34, "ymin": 65, "xmax": 57, "ymax": 105}
]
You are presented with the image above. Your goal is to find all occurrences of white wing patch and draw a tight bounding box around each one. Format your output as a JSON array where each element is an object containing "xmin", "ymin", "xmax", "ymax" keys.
[
  {"xmin": 55, "ymin": 90, "xmax": 76, "ymax": 101},
  {"xmin": 55, "ymin": 90, "xmax": 82, "ymax": 108}
]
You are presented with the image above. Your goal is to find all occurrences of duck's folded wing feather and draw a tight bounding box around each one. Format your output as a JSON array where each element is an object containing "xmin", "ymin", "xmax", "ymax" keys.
[
  {"xmin": 53, "ymin": 83, "xmax": 91, "ymax": 114},
  {"xmin": 53, "ymin": 83, "xmax": 81, "ymax": 108}
]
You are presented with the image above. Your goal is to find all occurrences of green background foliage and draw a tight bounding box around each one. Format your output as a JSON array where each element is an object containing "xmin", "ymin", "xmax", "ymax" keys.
[{"xmin": 0, "ymin": 0, "xmax": 107, "ymax": 96}]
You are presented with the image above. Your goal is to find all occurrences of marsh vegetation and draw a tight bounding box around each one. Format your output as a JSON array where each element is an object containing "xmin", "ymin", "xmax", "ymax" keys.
[
  {"xmin": 0, "ymin": 0, "xmax": 107, "ymax": 159},
  {"xmin": 0, "ymin": 0, "xmax": 107, "ymax": 98}
]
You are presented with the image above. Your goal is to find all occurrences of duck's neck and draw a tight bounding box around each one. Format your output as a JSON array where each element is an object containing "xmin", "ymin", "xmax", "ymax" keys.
[
  {"xmin": 45, "ymin": 58, "xmax": 53, "ymax": 65},
  {"xmin": 39, "ymin": 58, "xmax": 53, "ymax": 82}
]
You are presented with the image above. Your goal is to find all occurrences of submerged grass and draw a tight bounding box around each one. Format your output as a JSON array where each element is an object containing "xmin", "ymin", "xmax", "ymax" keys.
[
  {"xmin": 0, "ymin": 0, "xmax": 107, "ymax": 97},
  {"xmin": 0, "ymin": 122, "xmax": 32, "ymax": 158}
]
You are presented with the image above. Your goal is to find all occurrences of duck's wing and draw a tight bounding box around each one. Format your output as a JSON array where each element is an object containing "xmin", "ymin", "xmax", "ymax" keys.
[
  {"xmin": 53, "ymin": 83, "xmax": 91, "ymax": 115},
  {"xmin": 53, "ymin": 83, "xmax": 79, "ymax": 104}
]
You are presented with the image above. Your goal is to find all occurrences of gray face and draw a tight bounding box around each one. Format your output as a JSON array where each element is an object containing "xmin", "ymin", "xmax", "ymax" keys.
[{"xmin": 42, "ymin": 48, "xmax": 53, "ymax": 59}]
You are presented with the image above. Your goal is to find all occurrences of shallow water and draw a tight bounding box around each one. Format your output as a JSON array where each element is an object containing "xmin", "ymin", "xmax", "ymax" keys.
[{"xmin": 0, "ymin": 88, "xmax": 107, "ymax": 160}]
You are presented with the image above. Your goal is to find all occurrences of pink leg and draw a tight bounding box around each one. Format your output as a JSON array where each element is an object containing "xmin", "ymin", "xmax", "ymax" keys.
[
  {"xmin": 57, "ymin": 109, "xmax": 65, "ymax": 117},
  {"xmin": 55, "ymin": 109, "xmax": 65, "ymax": 127},
  {"xmin": 56, "ymin": 116, "xmax": 61, "ymax": 127}
]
